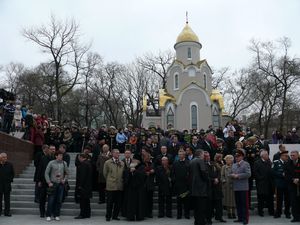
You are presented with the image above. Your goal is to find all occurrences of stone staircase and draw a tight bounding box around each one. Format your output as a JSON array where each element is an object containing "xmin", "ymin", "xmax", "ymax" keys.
[
  {"xmin": 11, "ymin": 153, "xmax": 106, "ymax": 216},
  {"xmin": 10, "ymin": 153, "xmax": 258, "ymax": 216}
]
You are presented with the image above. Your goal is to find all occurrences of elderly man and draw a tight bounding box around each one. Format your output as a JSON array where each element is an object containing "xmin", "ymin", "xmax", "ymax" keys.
[
  {"xmin": 231, "ymin": 149, "xmax": 251, "ymax": 225},
  {"xmin": 285, "ymin": 150, "xmax": 300, "ymax": 222},
  {"xmin": 103, "ymin": 149, "xmax": 125, "ymax": 221},
  {"xmin": 0, "ymin": 153, "xmax": 15, "ymax": 217},
  {"xmin": 254, "ymin": 150, "xmax": 274, "ymax": 217}
]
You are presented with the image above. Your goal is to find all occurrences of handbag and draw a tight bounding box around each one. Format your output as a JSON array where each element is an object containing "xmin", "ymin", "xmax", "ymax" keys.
[{"xmin": 47, "ymin": 183, "xmax": 57, "ymax": 195}]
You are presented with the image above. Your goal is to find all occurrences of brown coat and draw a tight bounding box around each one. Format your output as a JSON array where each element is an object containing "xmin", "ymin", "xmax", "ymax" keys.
[
  {"xmin": 221, "ymin": 165, "xmax": 236, "ymax": 208},
  {"xmin": 103, "ymin": 158, "xmax": 125, "ymax": 191}
]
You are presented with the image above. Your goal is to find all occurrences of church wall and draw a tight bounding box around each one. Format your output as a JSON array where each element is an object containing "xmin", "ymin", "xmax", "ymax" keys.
[
  {"xmin": 175, "ymin": 42, "xmax": 201, "ymax": 65},
  {"xmin": 176, "ymin": 88, "xmax": 212, "ymax": 130},
  {"xmin": 167, "ymin": 63, "xmax": 212, "ymax": 99}
]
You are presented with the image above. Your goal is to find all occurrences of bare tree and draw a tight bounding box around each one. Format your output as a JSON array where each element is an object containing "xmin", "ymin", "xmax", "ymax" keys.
[
  {"xmin": 137, "ymin": 50, "xmax": 174, "ymax": 89},
  {"xmin": 212, "ymin": 67, "xmax": 229, "ymax": 90},
  {"xmin": 224, "ymin": 70, "xmax": 256, "ymax": 119},
  {"xmin": 23, "ymin": 15, "xmax": 90, "ymax": 122},
  {"xmin": 249, "ymin": 37, "xmax": 300, "ymax": 132},
  {"xmin": 4, "ymin": 62, "xmax": 25, "ymax": 94}
]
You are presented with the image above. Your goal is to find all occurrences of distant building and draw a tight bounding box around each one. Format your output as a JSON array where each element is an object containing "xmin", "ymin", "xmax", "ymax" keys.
[{"xmin": 142, "ymin": 21, "xmax": 225, "ymax": 130}]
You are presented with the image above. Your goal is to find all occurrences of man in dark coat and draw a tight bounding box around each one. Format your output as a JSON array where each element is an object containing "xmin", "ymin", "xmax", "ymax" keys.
[
  {"xmin": 171, "ymin": 149, "xmax": 190, "ymax": 219},
  {"xmin": 34, "ymin": 144, "xmax": 49, "ymax": 203},
  {"xmin": 272, "ymin": 150, "xmax": 291, "ymax": 218},
  {"xmin": 204, "ymin": 151, "xmax": 226, "ymax": 224},
  {"xmin": 285, "ymin": 150, "xmax": 300, "ymax": 222},
  {"xmin": 156, "ymin": 157, "xmax": 172, "ymax": 218},
  {"xmin": 189, "ymin": 150, "xmax": 209, "ymax": 225},
  {"xmin": 190, "ymin": 135, "xmax": 201, "ymax": 153},
  {"xmin": 0, "ymin": 152, "xmax": 15, "ymax": 217},
  {"xmin": 254, "ymin": 150, "xmax": 274, "ymax": 217},
  {"xmin": 168, "ymin": 135, "xmax": 181, "ymax": 158},
  {"xmin": 155, "ymin": 146, "xmax": 173, "ymax": 167},
  {"xmin": 36, "ymin": 145, "xmax": 55, "ymax": 217},
  {"xmin": 75, "ymin": 154, "xmax": 93, "ymax": 219},
  {"xmin": 123, "ymin": 155, "xmax": 146, "ymax": 221}
]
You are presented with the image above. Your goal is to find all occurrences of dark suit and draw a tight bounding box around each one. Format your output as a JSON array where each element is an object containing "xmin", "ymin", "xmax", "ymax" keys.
[
  {"xmin": 76, "ymin": 160, "xmax": 92, "ymax": 218},
  {"xmin": 254, "ymin": 158, "xmax": 274, "ymax": 215},
  {"xmin": 171, "ymin": 159, "xmax": 190, "ymax": 219},
  {"xmin": 155, "ymin": 153, "xmax": 173, "ymax": 167},
  {"xmin": 155, "ymin": 165, "xmax": 172, "ymax": 217},
  {"xmin": 0, "ymin": 161, "xmax": 15, "ymax": 215},
  {"xmin": 285, "ymin": 159, "xmax": 300, "ymax": 220},
  {"xmin": 272, "ymin": 159, "xmax": 290, "ymax": 217},
  {"xmin": 189, "ymin": 157, "xmax": 209, "ymax": 225},
  {"xmin": 168, "ymin": 142, "xmax": 181, "ymax": 158}
]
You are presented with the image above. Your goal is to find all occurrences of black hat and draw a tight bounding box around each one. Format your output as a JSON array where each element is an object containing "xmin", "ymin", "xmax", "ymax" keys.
[
  {"xmin": 235, "ymin": 149, "xmax": 245, "ymax": 157},
  {"xmin": 279, "ymin": 150, "xmax": 289, "ymax": 156}
]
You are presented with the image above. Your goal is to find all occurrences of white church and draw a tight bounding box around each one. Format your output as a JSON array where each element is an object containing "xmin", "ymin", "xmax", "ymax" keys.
[{"xmin": 142, "ymin": 21, "xmax": 225, "ymax": 131}]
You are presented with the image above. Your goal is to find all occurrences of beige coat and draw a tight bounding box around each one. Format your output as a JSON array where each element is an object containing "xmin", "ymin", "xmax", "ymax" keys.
[
  {"xmin": 221, "ymin": 165, "xmax": 236, "ymax": 208},
  {"xmin": 103, "ymin": 158, "xmax": 124, "ymax": 191}
]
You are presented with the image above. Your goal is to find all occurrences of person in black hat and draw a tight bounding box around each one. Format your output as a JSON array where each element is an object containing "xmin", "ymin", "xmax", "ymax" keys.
[
  {"xmin": 272, "ymin": 150, "xmax": 291, "ymax": 219},
  {"xmin": 123, "ymin": 154, "xmax": 146, "ymax": 221}
]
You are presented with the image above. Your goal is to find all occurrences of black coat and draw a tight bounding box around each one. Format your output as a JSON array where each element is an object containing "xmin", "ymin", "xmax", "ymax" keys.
[
  {"xmin": 285, "ymin": 158, "xmax": 300, "ymax": 192},
  {"xmin": 189, "ymin": 158, "xmax": 209, "ymax": 197},
  {"xmin": 171, "ymin": 160, "xmax": 190, "ymax": 195},
  {"xmin": 34, "ymin": 151, "xmax": 45, "ymax": 182},
  {"xmin": 36, "ymin": 154, "xmax": 53, "ymax": 184},
  {"xmin": 155, "ymin": 153, "xmax": 173, "ymax": 167},
  {"xmin": 123, "ymin": 163, "xmax": 146, "ymax": 220},
  {"xmin": 0, "ymin": 161, "xmax": 15, "ymax": 193},
  {"xmin": 254, "ymin": 158, "xmax": 274, "ymax": 195},
  {"xmin": 76, "ymin": 160, "xmax": 93, "ymax": 198},
  {"xmin": 207, "ymin": 161, "xmax": 223, "ymax": 200},
  {"xmin": 155, "ymin": 165, "xmax": 172, "ymax": 195}
]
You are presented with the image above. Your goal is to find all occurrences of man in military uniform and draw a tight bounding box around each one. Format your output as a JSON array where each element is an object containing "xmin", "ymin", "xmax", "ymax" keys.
[
  {"xmin": 272, "ymin": 150, "xmax": 291, "ymax": 219},
  {"xmin": 285, "ymin": 151, "xmax": 300, "ymax": 222},
  {"xmin": 244, "ymin": 136, "xmax": 260, "ymax": 209}
]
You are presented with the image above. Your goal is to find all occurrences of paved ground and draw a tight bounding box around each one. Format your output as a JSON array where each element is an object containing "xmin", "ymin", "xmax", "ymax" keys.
[{"xmin": 0, "ymin": 215, "xmax": 291, "ymax": 225}]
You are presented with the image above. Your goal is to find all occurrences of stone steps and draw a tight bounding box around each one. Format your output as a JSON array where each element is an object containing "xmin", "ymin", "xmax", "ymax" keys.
[{"xmin": 11, "ymin": 153, "xmax": 259, "ymax": 216}]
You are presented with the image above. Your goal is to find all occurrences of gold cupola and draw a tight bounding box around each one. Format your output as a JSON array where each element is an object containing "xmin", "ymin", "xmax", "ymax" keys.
[
  {"xmin": 210, "ymin": 89, "xmax": 224, "ymax": 110},
  {"xmin": 176, "ymin": 22, "xmax": 200, "ymax": 44}
]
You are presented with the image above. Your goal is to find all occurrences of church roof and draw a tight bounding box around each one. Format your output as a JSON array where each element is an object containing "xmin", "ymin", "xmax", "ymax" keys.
[
  {"xmin": 159, "ymin": 89, "xmax": 176, "ymax": 108},
  {"xmin": 176, "ymin": 23, "xmax": 199, "ymax": 44},
  {"xmin": 210, "ymin": 89, "xmax": 224, "ymax": 110}
]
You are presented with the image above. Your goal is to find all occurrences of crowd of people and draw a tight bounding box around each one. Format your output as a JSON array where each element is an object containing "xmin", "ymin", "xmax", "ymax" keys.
[{"xmin": 1, "ymin": 104, "xmax": 300, "ymax": 225}]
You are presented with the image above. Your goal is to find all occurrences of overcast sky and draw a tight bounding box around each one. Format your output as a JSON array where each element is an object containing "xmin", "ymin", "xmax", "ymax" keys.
[{"xmin": 0, "ymin": 0, "xmax": 299, "ymax": 72}]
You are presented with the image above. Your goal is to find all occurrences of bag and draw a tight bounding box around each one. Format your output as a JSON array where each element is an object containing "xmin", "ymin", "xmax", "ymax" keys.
[{"xmin": 47, "ymin": 184, "xmax": 57, "ymax": 195}]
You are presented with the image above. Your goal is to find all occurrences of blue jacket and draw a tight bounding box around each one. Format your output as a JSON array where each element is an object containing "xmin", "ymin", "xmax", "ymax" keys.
[{"xmin": 231, "ymin": 160, "xmax": 251, "ymax": 191}]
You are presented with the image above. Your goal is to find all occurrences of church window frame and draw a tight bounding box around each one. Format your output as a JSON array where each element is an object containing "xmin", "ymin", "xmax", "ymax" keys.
[
  {"xmin": 174, "ymin": 73, "xmax": 179, "ymax": 90},
  {"xmin": 187, "ymin": 47, "xmax": 192, "ymax": 59},
  {"xmin": 166, "ymin": 107, "xmax": 175, "ymax": 128},
  {"xmin": 212, "ymin": 105, "xmax": 220, "ymax": 128},
  {"xmin": 203, "ymin": 73, "xmax": 207, "ymax": 89},
  {"xmin": 190, "ymin": 102, "xmax": 198, "ymax": 130}
]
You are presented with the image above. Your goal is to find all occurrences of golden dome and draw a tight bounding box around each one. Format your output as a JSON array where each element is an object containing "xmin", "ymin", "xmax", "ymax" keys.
[
  {"xmin": 159, "ymin": 89, "xmax": 176, "ymax": 108},
  {"xmin": 176, "ymin": 23, "xmax": 199, "ymax": 44},
  {"xmin": 210, "ymin": 89, "xmax": 224, "ymax": 110}
]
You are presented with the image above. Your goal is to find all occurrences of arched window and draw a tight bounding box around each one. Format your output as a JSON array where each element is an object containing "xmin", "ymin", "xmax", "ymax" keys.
[
  {"xmin": 191, "ymin": 104, "xmax": 198, "ymax": 129},
  {"xmin": 167, "ymin": 107, "xmax": 174, "ymax": 128},
  {"xmin": 174, "ymin": 73, "xmax": 179, "ymax": 90},
  {"xmin": 212, "ymin": 106, "xmax": 220, "ymax": 128},
  {"xmin": 187, "ymin": 47, "xmax": 192, "ymax": 59},
  {"xmin": 203, "ymin": 73, "xmax": 207, "ymax": 89}
]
